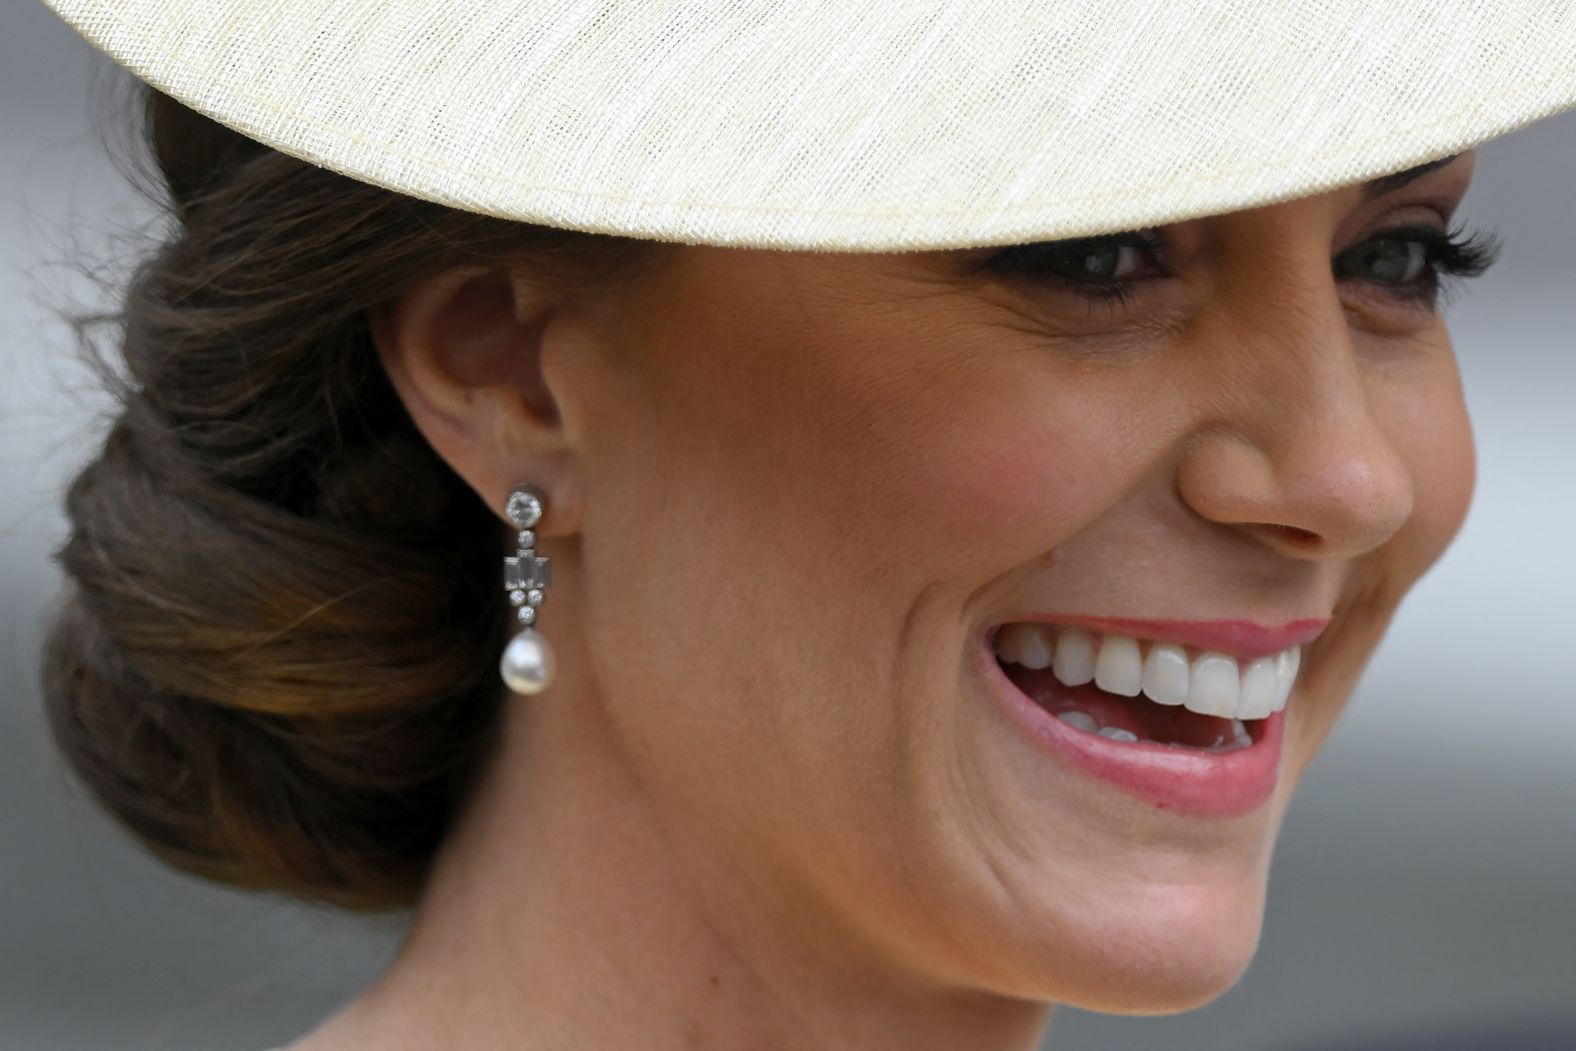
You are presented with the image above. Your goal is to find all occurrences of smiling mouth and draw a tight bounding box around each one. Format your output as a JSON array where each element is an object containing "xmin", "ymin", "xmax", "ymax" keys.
[{"xmin": 989, "ymin": 621, "xmax": 1306, "ymax": 751}]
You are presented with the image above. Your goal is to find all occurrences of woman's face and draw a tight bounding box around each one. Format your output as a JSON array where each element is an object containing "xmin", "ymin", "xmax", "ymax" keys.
[{"xmin": 547, "ymin": 152, "xmax": 1479, "ymax": 1011}]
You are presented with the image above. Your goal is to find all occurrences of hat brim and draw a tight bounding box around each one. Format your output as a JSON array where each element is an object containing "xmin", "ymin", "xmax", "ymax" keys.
[{"xmin": 43, "ymin": 0, "xmax": 1576, "ymax": 252}]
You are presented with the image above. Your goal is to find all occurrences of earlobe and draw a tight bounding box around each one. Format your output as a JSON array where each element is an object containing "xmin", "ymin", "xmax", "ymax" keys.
[{"xmin": 367, "ymin": 264, "xmax": 581, "ymax": 534}]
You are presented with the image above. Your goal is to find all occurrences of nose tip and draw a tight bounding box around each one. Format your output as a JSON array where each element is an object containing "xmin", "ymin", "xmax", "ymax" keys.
[{"xmin": 1177, "ymin": 410, "xmax": 1416, "ymax": 561}]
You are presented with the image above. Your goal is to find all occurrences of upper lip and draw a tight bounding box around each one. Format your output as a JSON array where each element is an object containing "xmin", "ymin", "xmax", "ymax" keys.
[{"xmin": 993, "ymin": 614, "xmax": 1330, "ymax": 661}]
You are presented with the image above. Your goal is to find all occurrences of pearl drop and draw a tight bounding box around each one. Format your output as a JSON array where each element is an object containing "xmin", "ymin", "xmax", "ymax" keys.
[{"xmin": 500, "ymin": 627, "xmax": 554, "ymax": 695}]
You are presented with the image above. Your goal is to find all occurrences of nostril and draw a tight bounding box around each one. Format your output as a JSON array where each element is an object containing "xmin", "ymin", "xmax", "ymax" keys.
[{"xmin": 1259, "ymin": 523, "xmax": 1322, "ymax": 550}]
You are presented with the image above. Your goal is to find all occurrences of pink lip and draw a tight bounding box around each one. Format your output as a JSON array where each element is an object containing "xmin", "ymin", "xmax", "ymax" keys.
[
  {"xmin": 1000, "ymin": 615, "xmax": 1329, "ymax": 661},
  {"xmin": 976, "ymin": 634, "xmax": 1287, "ymax": 818}
]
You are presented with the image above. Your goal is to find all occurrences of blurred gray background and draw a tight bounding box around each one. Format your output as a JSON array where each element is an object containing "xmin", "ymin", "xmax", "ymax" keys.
[{"xmin": 3, "ymin": 3, "xmax": 1573, "ymax": 1049}]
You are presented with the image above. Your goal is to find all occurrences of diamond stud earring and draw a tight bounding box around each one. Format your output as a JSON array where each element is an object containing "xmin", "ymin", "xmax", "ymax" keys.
[{"xmin": 499, "ymin": 484, "xmax": 555, "ymax": 695}]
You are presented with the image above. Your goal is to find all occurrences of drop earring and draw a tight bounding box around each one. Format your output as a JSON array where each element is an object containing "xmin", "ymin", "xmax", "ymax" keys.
[{"xmin": 499, "ymin": 484, "xmax": 555, "ymax": 695}]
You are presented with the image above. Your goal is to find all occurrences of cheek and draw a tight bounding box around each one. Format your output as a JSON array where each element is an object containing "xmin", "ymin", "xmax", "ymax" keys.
[
  {"xmin": 641, "ymin": 272, "xmax": 1133, "ymax": 593},
  {"xmin": 1387, "ymin": 361, "xmax": 1476, "ymax": 573},
  {"xmin": 577, "ymin": 281, "xmax": 1141, "ymax": 848},
  {"xmin": 857, "ymin": 391, "xmax": 1123, "ymax": 552},
  {"xmin": 770, "ymin": 349, "xmax": 1138, "ymax": 588}
]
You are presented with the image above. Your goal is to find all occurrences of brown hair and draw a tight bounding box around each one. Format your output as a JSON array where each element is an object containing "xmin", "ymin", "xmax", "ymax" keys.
[{"xmin": 39, "ymin": 86, "xmax": 668, "ymax": 912}]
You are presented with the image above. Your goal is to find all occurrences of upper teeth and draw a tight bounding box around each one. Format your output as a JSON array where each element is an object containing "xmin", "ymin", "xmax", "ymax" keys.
[{"xmin": 992, "ymin": 623, "xmax": 1300, "ymax": 722}]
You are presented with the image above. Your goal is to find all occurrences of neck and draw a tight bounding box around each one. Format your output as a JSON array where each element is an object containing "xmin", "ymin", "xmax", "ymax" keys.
[{"xmin": 296, "ymin": 632, "xmax": 1052, "ymax": 1051}]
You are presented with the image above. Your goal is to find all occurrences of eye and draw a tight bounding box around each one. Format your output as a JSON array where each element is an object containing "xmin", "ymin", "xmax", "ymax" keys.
[
  {"xmin": 993, "ymin": 236, "xmax": 1152, "ymax": 282},
  {"xmin": 1342, "ymin": 236, "xmax": 1429, "ymax": 284},
  {"xmin": 1334, "ymin": 222, "xmax": 1503, "ymax": 308},
  {"xmin": 977, "ymin": 230, "xmax": 1168, "ymax": 312}
]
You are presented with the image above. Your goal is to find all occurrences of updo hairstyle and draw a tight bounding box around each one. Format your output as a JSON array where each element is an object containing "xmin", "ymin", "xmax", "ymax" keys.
[{"xmin": 40, "ymin": 86, "xmax": 665, "ymax": 912}]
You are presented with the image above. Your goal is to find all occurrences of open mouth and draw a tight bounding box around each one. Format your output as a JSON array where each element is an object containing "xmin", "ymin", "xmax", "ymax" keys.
[
  {"xmin": 979, "ymin": 617, "xmax": 1322, "ymax": 816},
  {"xmin": 989, "ymin": 621, "xmax": 1301, "ymax": 752}
]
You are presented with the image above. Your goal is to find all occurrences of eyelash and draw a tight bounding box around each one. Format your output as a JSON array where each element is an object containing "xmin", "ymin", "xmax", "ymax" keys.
[{"xmin": 979, "ymin": 222, "xmax": 1504, "ymax": 314}]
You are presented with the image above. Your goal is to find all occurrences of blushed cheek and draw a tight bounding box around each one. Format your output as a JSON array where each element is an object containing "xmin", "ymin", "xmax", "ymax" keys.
[
  {"xmin": 643, "ymin": 254, "xmax": 1133, "ymax": 589},
  {"xmin": 809, "ymin": 367, "xmax": 1130, "ymax": 581}
]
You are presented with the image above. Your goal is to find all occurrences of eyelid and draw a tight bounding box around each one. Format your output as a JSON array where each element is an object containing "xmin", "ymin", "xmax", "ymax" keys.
[
  {"xmin": 1337, "ymin": 221, "xmax": 1440, "ymax": 260},
  {"xmin": 1360, "ymin": 178, "xmax": 1472, "ymax": 220}
]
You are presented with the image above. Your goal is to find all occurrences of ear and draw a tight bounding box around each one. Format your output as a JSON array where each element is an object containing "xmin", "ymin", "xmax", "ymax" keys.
[{"xmin": 367, "ymin": 265, "xmax": 589, "ymax": 536}]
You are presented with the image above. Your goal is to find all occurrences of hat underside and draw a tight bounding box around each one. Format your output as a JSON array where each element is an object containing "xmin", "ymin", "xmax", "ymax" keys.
[{"xmin": 43, "ymin": 0, "xmax": 1576, "ymax": 251}]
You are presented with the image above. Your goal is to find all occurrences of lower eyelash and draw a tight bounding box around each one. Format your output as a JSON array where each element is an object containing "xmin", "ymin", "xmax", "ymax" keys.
[{"xmin": 1071, "ymin": 282, "xmax": 1141, "ymax": 314}]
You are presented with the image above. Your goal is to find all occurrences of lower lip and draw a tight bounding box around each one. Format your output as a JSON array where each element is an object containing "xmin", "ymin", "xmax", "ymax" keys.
[{"xmin": 976, "ymin": 635, "xmax": 1285, "ymax": 818}]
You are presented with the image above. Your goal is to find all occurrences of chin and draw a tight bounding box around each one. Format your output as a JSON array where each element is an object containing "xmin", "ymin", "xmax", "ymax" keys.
[
  {"xmin": 974, "ymin": 871, "xmax": 1270, "ymax": 1016},
  {"xmin": 1086, "ymin": 885, "xmax": 1266, "ymax": 1014}
]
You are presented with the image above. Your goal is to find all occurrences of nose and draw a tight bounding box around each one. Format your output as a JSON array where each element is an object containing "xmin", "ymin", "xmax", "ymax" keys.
[{"xmin": 1175, "ymin": 276, "xmax": 1415, "ymax": 561}]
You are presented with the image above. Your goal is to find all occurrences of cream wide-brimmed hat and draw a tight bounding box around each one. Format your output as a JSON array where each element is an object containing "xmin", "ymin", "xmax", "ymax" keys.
[{"xmin": 41, "ymin": 0, "xmax": 1576, "ymax": 252}]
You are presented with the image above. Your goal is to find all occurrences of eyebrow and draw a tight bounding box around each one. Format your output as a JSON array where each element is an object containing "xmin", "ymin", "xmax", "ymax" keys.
[{"xmin": 1360, "ymin": 153, "xmax": 1463, "ymax": 200}]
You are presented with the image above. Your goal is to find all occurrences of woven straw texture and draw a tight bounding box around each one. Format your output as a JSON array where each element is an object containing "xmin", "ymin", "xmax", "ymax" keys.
[{"xmin": 42, "ymin": 0, "xmax": 1576, "ymax": 251}]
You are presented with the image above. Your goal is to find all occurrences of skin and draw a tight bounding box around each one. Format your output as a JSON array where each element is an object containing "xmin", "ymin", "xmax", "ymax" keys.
[{"xmin": 292, "ymin": 151, "xmax": 1478, "ymax": 1051}]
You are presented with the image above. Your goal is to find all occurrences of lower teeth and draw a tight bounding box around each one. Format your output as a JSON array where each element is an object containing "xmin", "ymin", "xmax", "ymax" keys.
[
  {"xmin": 1057, "ymin": 710, "xmax": 1099, "ymax": 733},
  {"xmin": 1057, "ymin": 709, "xmax": 1254, "ymax": 751}
]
